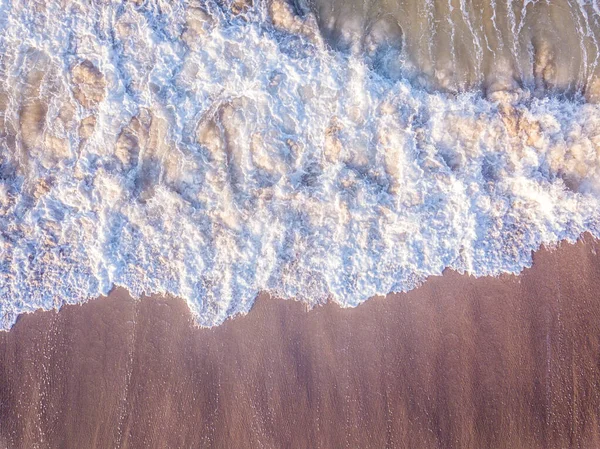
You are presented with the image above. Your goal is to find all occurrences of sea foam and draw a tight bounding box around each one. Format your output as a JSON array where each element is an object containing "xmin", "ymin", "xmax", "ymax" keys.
[{"xmin": 0, "ymin": 0, "xmax": 600, "ymax": 329}]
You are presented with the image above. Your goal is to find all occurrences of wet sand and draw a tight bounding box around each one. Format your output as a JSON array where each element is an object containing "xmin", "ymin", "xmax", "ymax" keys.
[{"xmin": 1, "ymin": 237, "xmax": 600, "ymax": 448}]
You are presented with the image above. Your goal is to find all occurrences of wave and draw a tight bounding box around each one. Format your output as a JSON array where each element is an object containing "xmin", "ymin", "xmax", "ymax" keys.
[{"xmin": 0, "ymin": 0, "xmax": 600, "ymax": 329}]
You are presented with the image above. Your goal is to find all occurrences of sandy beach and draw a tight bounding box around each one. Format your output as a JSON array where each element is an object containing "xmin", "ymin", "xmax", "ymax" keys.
[
  {"xmin": 2, "ymin": 0, "xmax": 600, "ymax": 447},
  {"xmin": 0, "ymin": 237, "xmax": 599, "ymax": 448}
]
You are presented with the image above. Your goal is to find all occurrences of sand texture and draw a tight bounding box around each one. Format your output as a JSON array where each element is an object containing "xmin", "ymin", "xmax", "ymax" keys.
[{"xmin": 1, "ymin": 238, "xmax": 600, "ymax": 448}]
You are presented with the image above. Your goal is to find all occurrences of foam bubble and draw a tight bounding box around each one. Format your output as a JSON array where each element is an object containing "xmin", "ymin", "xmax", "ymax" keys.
[{"xmin": 0, "ymin": 0, "xmax": 600, "ymax": 329}]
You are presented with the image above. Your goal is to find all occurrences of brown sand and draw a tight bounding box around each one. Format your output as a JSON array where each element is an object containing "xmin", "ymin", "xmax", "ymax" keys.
[{"xmin": 1, "ymin": 238, "xmax": 600, "ymax": 448}]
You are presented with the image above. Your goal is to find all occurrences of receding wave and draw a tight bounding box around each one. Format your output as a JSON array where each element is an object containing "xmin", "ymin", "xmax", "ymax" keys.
[{"xmin": 1, "ymin": 0, "xmax": 600, "ymax": 329}]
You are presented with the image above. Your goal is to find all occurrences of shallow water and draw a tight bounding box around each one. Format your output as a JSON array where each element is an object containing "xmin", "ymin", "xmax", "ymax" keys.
[
  {"xmin": 310, "ymin": 0, "xmax": 600, "ymax": 95},
  {"xmin": 0, "ymin": 0, "xmax": 600, "ymax": 329}
]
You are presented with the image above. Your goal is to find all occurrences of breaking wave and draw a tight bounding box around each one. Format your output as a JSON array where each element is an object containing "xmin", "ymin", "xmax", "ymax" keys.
[{"xmin": 1, "ymin": 0, "xmax": 600, "ymax": 329}]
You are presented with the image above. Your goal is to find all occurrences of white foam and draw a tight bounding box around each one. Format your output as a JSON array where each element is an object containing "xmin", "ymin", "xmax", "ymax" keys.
[{"xmin": 0, "ymin": 0, "xmax": 600, "ymax": 329}]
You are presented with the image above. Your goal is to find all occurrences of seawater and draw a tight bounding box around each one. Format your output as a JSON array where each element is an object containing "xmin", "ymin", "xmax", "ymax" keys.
[{"xmin": 1, "ymin": 0, "xmax": 600, "ymax": 329}]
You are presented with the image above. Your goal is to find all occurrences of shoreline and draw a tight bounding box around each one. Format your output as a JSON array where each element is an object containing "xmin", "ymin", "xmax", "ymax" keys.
[
  {"xmin": 4, "ymin": 235, "xmax": 590, "ymax": 334},
  {"xmin": 1, "ymin": 237, "xmax": 600, "ymax": 448}
]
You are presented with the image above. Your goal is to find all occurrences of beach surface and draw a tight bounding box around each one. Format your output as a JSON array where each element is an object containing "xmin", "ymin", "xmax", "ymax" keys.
[{"xmin": 1, "ymin": 237, "xmax": 600, "ymax": 448}]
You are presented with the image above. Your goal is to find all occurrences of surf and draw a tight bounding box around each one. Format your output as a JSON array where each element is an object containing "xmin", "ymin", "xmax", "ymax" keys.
[{"xmin": 0, "ymin": 0, "xmax": 599, "ymax": 329}]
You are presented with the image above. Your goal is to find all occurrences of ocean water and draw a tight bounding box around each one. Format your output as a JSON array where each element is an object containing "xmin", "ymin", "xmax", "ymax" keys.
[{"xmin": 1, "ymin": 0, "xmax": 600, "ymax": 329}]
